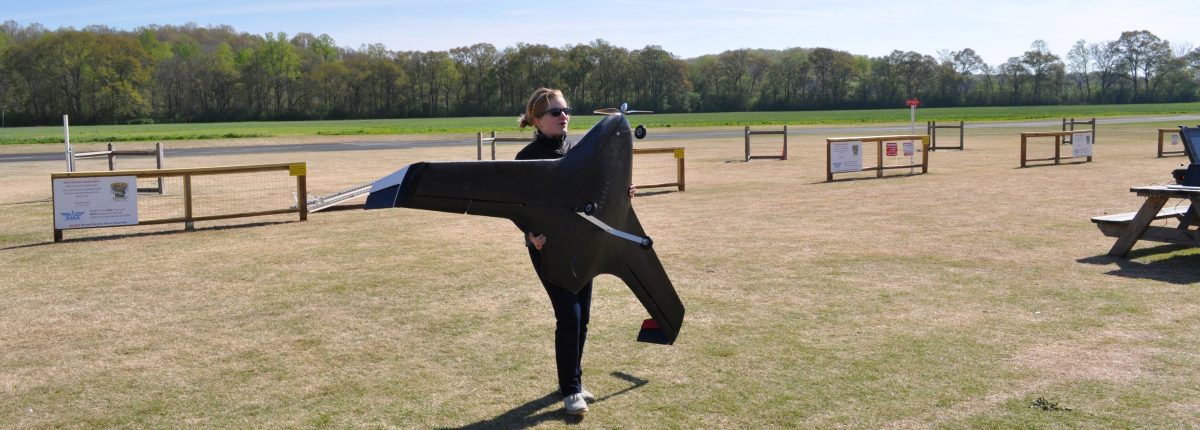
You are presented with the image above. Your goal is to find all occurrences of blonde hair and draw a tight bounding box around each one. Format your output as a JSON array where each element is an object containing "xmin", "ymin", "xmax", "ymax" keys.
[{"xmin": 518, "ymin": 87, "xmax": 564, "ymax": 129}]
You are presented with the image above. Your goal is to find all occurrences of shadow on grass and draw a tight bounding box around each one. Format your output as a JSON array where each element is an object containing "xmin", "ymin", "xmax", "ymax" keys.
[
  {"xmin": 634, "ymin": 189, "xmax": 679, "ymax": 198},
  {"xmin": 0, "ymin": 220, "xmax": 296, "ymax": 251},
  {"xmin": 810, "ymin": 172, "xmax": 926, "ymax": 185},
  {"xmin": 1078, "ymin": 244, "xmax": 1200, "ymax": 284},
  {"xmin": 443, "ymin": 371, "xmax": 649, "ymax": 430},
  {"xmin": 1014, "ymin": 160, "xmax": 1091, "ymax": 170}
]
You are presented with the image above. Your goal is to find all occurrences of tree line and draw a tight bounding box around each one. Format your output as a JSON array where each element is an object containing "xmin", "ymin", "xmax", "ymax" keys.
[{"xmin": 0, "ymin": 21, "xmax": 1197, "ymax": 127}]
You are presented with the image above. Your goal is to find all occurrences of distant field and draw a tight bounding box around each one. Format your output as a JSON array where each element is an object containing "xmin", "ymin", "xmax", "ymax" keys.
[{"xmin": 2, "ymin": 102, "xmax": 1199, "ymax": 145}]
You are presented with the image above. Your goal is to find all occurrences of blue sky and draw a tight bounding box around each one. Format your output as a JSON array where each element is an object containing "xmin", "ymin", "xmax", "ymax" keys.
[{"xmin": 5, "ymin": 0, "xmax": 1198, "ymax": 65}]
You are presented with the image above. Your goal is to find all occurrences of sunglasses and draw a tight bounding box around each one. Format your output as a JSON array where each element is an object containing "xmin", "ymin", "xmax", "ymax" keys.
[{"xmin": 539, "ymin": 107, "xmax": 573, "ymax": 117}]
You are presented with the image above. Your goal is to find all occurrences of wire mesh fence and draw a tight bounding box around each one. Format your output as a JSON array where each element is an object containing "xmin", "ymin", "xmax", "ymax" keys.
[
  {"xmin": 632, "ymin": 148, "xmax": 685, "ymax": 191},
  {"xmin": 189, "ymin": 171, "xmax": 297, "ymax": 219}
]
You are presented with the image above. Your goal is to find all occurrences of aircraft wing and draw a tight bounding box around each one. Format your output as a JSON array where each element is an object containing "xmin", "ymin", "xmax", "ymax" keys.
[
  {"xmin": 604, "ymin": 208, "xmax": 685, "ymax": 345},
  {"xmin": 364, "ymin": 159, "xmax": 557, "ymax": 222}
]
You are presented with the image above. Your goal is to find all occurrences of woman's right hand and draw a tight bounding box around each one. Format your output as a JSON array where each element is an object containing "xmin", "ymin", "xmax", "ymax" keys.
[{"xmin": 527, "ymin": 232, "xmax": 547, "ymax": 250}]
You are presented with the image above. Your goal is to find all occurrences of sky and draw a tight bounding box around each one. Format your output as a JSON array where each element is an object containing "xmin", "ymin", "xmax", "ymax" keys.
[{"xmin": 5, "ymin": 0, "xmax": 1198, "ymax": 66}]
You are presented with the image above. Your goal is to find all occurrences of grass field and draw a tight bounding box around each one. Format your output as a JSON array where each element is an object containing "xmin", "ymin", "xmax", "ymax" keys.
[
  {"xmin": 2, "ymin": 101, "xmax": 1200, "ymax": 145},
  {"xmin": 2, "ymin": 118, "xmax": 1200, "ymax": 428}
]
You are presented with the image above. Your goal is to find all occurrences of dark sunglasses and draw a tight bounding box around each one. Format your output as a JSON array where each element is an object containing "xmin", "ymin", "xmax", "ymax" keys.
[{"xmin": 539, "ymin": 107, "xmax": 573, "ymax": 117}]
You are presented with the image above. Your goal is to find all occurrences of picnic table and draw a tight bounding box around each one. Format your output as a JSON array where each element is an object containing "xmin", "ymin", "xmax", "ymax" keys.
[{"xmin": 1092, "ymin": 185, "xmax": 1200, "ymax": 257}]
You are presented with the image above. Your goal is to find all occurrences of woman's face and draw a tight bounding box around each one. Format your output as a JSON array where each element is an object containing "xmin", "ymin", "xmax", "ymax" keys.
[{"xmin": 533, "ymin": 95, "xmax": 570, "ymax": 137}]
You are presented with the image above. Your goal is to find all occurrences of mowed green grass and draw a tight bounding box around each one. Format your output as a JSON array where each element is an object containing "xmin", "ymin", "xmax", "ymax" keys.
[
  {"xmin": 2, "ymin": 101, "xmax": 1199, "ymax": 145},
  {"xmin": 1, "ymin": 119, "xmax": 1200, "ymax": 428}
]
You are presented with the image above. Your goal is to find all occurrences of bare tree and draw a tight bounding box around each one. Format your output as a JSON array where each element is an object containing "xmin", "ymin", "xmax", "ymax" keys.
[{"xmin": 1066, "ymin": 40, "xmax": 1091, "ymax": 102}]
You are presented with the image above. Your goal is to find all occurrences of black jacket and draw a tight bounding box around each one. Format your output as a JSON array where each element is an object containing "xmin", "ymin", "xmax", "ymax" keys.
[{"xmin": 515, "ymin": 131, "xmax": 573, "ymax": 246}]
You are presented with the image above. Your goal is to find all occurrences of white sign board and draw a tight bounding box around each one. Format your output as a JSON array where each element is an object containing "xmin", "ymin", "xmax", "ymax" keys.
[
  {"xmin": 830, "ymin": 141, "xmax": 863, "ymax": 173},
  {"xmin": 53, "ymin": 176, "xmax": 139, "ymax": 229},
  {"xmin": 903, "ymin": 141, "xmax": 914, "ymax": 157},
  {"xmin": 1172, "ymin": 134, "xmax": 1180, "ymax": 146},
  {"xmin": 1072, "ymin": 131, "xmax": 1093, "ymax": 158}
]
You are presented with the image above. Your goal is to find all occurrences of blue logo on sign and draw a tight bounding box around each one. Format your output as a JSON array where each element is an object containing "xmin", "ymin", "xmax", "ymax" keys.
[{"xmin": 61, "ymin": 211, "xmax": 84, "ymax": 220}]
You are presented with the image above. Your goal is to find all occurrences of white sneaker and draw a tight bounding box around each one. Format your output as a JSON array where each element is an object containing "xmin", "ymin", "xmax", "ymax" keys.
[
  {"xmin": 563, "ymin": 393, "xmax": 588, "ymax": 415},
  {"xmin": 580, "ymin": 387, "xmax": 596, "ymax": 402}
]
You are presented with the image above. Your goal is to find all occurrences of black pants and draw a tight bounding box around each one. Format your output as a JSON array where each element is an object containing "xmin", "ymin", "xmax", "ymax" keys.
[{"xmin": 528, "ymin": 247, "xmax": 593, "ymax": 397}]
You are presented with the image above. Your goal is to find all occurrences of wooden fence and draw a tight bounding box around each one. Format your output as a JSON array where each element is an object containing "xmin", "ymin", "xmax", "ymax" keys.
[
  {"xmin": 633, "ymin": 147, "xmax": 686, "ymax": 192},
  {"xmin": 1157, "ymin": 128, "xmax": 1185, "ymax": 158},
  {"xmin": 1019, "ymin": 131, "xmax": 1093, "ymax": 167},
  {"xmin": 745, "ymin": 126, "xmax": 788, "ymax": 161},
  {"xmin": 926, "ymin": 121, "xmax": 964, "ymax": 151},
  {"xmin": 51, "ymin": 162, "xmax": 307, "ymax": 242},
  {"xmin": 825, "ymin": 135, "xmax": 929, "ymax": 181}
]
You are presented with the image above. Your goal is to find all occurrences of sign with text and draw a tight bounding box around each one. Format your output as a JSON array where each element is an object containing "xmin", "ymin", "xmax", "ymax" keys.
[
  {"xmin": 1172, "ymin": 134, "xmax": 1180, "ymax": 146},
  {"xmin": 906, "ymin": 98, "xmax": 920, "ymax": 107},
  {"xmin": 903, "ymin": 141, "xmax": 914, "ymax": 156},
  {"xmin": 1072, "ymin": 131, "xmax": 1093, "ymax": 158},
  {"xmin": 830, "ymin": 141, "xmax": 863, "ymax": 173},
  {"xmin": 886, "ymin": 142, "xmax": 898, "ymax": 157},
  {"xmin": 53, "ymin": 176, "xmax": 139, "ymax": 229}
]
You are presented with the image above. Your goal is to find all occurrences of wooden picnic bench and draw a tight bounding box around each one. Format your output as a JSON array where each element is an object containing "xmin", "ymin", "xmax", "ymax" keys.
[{"xmin": 1092, "ymin": 186, "xmax": 1200, "ymax": 257}]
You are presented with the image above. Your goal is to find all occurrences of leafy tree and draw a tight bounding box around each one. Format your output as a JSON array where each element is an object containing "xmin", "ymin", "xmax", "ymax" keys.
[
  {"xmin": 1115, "ymin": 30, "xmax": 1171, "ymax": 101},
  {"xmin": 1020, "ymin": 41, "xmax": 1064, "ymax": 103}
]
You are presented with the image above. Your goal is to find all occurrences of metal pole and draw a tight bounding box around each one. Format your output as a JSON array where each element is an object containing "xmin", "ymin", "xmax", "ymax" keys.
[
  {"xmin": 909, "ymin": 106, "xmax": 916, "ymax": 134},
  {"xmin": 63, "ymin": 115, "xmax": 74, "ymax": 172}
]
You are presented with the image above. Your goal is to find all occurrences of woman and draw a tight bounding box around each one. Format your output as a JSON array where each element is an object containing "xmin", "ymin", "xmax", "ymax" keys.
[{"xmin": 514, "ymin": 87, "xmax": 633, "ymax": 415}]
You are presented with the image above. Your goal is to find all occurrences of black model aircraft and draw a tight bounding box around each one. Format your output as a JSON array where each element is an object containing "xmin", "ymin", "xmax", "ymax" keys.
[{"xmin": 364, "ymin": 107, "xmax": 684, "ymax": 345}]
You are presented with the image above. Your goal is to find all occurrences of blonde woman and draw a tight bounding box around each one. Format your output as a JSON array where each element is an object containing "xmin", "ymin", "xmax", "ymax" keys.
[{"xmin": 514, "ymin": 87, "xmax": 634, "ymax": 415}]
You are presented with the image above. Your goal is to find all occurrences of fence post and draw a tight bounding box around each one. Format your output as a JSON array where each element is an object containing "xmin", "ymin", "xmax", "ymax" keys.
[
  {"xmin": 825, "ymin": 140, "xmax": 832, "ymax": 182},
  {"xmin": 958, "ymin": 121, "xmax": 964, "ymax": 150},
  {"xmin": 781, "ymin": 125, "xmax": 788, "ymax": 160},
  {"xmin": 183, "ymin": 175, "xmax": 194, "ymax": 231},
  {"xmin": 677, "ymin": 151, "xmax": 686, "ymax": 192},
  {"xmin": 476, "ymin": 132, "xmax": 482, "ymax": 160},
  {"xmin": 1020, "ymin": 134, "xmax": 1027, "ymax": 168},
  {"xmin": 876, "ymin": 140, "xmax": 884, "ymax": 178},
  {"xmin": 107, "ymin": 143, "xmax": 115, "ymax": 171},
  {"xmin": 297, "ymin": 173, "xmax": 308, "ymax": 221},
  {"xmin": 744, "ymin": 126, "xmax": 751, "ymax": 162},
  {"xmin": 156, "ymin": 142, "xmax": 165, "ymax": 194},
  {"xmin": 922, "ymin": 139, "xmax": 929, "ymax": 174},
  {"xmin": 1158, "ymin": 129, "xmax": 1164, "ymax": 158},
  {"xmin": 1054, "ymin": 135, "xmax": 1062, "ymax": 164},
  {"xmin": 927, "ymin": 121, "xmax": 934, "ymax": 150}
]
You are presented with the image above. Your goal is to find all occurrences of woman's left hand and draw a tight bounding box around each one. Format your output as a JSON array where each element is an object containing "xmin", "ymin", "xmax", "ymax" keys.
[{"xmin": 629, "ymin": 184, "xmax": 637, "ymax": 198}]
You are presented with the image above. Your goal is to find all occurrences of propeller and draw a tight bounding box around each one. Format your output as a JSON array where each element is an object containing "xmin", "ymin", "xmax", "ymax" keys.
[
  {"xmin": 593, "ymin": 102, "xmax": 654, "ymax": 116},
  {"xmin": 592, "ymin": 103, "xmax": 651, "ymax": 139}
]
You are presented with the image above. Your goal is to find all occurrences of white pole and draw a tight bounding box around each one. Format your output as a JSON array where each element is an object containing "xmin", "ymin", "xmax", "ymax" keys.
[
  {"xmin": 908, "ymin": 105, "xmax": 916, "ymax": 173},
  {"xmin": 909, "ymin": 105, "xmax": 916, "ymax": 135},
  {"xmin": 63, "ymin": 114, "xmax": 74, "ymax": 172}
]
